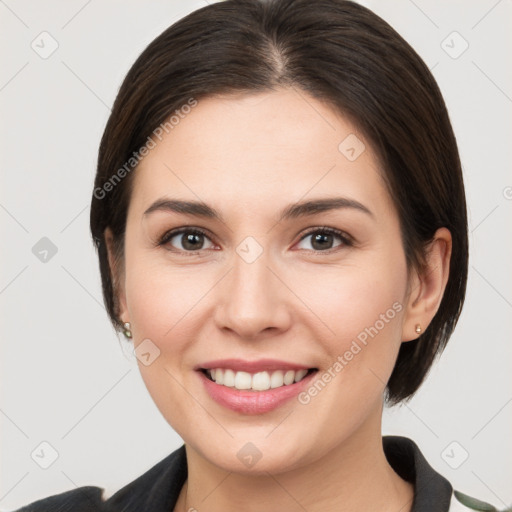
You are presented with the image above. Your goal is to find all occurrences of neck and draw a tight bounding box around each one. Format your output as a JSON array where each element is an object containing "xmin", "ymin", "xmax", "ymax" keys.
[{"xmin": 174, "ymin": 407, "xmax": 414, "ymax": 512}]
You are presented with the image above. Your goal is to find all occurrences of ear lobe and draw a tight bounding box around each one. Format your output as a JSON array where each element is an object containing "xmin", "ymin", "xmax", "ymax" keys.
[
  {"xmin": 402, "ymin": 227, "xmax": 452, "ymax": 342},
  {"xmin": 104, "ymin": 227, "xmax": 128, "ymax": 323}
]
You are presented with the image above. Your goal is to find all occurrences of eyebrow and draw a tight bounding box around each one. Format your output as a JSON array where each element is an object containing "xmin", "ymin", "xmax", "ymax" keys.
[{"xmin": 143, "ymin": 197, "xmax": 374, "ymax": 222}]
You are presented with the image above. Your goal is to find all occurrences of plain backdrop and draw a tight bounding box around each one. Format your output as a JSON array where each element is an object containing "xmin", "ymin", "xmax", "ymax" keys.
[{"xmin": 1, "ymin": 0, "xmax": 511, "ymax": 509}]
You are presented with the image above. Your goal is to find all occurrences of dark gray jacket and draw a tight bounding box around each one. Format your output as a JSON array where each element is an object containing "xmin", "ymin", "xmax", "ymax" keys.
[{"xmin": 13, "ymin": 436, "xmax": 501, "ymax": 512}]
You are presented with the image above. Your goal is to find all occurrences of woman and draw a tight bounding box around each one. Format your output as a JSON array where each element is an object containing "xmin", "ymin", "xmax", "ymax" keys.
[{"xmin": 14, "ymin": 0, "xmax": 503, "ymax": 510}]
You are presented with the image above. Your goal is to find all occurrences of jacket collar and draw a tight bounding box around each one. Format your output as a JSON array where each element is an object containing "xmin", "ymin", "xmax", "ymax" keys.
[{"xmin": 383, "ymin": 435, "xmax": 453, "ymax": 511}]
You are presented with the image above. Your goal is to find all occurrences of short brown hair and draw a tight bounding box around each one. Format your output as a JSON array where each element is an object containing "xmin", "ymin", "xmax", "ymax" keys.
[{"xmin": 89, "ymin": 0, "xmax": 468, "ymax": 406}]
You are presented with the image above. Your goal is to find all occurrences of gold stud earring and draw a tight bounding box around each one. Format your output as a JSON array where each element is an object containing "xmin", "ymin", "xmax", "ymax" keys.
[
  {"xmin": 123, "ymin": 322, "xmax": 132, "ymax": 339},
  {"xmin": 415, "ymin": 324, "xmax": 422, "ymax": 334}
]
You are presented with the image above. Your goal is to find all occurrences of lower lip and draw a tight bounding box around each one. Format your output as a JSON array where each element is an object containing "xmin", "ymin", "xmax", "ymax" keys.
[{"xmin": 198, "ymin": 370, "xmax": 317, "ymax": 415}]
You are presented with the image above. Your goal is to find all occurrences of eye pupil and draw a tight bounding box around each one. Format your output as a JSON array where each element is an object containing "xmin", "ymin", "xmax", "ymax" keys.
[
  {"xmin": 182, "ymin": 232, "xmax": 203, "ymax": 250},
  {"xmin": 311, "ymin": 233, "xmax": 333, "ymax": 250}
]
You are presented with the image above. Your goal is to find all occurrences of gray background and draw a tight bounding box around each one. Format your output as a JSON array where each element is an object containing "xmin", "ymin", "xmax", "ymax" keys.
[{"xmin": 1, "ymin": 0, "xmax": 511, "ymax": 509}]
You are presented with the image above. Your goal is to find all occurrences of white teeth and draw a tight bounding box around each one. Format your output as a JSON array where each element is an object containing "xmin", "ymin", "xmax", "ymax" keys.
[
  {"xmin": 223, "ymin": 369, "xmax": 235, "ymax": 387},
  {"xmin": 270, "ymin": 370, "xmax": 284, "ymax": 388},
  {"xmin": 283, "ymin": 370, "xmax": 295, "ymax": 385},
  {"xmin": 206, "ymin": 368, "xmax": 311, "ymax": 391},
  {"xmin": 252, "ymin": 371, "xmax": 271, "ymax": 391},
  {"xmin": 294, "ymin": 369, "xmax": 308, "ymax": 382},
  {"xmin": 234, "ymin": 371, "xmax": 252, "ymax": 390}
]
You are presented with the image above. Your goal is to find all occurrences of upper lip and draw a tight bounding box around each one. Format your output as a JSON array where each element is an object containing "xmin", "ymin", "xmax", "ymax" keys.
[{"xmin": 195, "ymin": 358, "xmax": 315, "ymax": 373}]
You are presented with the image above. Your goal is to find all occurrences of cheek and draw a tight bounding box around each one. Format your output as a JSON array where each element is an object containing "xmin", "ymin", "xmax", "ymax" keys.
[
  {"xmin": 289, "ymin": 263, "xmax": 407, "ymax": 431},
  {"xmin": 294, "ymin": 254, "xmax": 408, "ymax": 393},
  {"xmin": 124, "ymin": 253, "xmax": 208, "ymax": 340},
  {"xmin": 122, "ymin": 255, "xmax": 210, "ymax": 434},
  {"xmin": 298, "ymin": 262, "xmax": 406, "ymax": 343}
]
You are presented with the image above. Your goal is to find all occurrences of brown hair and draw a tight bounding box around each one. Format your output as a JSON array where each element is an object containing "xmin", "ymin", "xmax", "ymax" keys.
[{"xmin": 89, "ymin": 0, "xmax": 468, "ymax": 406}]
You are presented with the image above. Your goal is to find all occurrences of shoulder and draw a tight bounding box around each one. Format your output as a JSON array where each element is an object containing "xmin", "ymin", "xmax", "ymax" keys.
[
  {"xmin": 12, "ymin": 486, "xmax": 106, "ymax": 512},
  {"xmin": 382, "ymin": 435, "xmax": 504, "ymax": 512},
  {"xmin": 11, "ymin": 444, "xmax": 188, "ymax": 512}
]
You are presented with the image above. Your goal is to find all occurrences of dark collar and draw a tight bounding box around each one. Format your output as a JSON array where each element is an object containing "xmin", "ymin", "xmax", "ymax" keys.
[
  {"xmin": 104, "ymin": 435, "xmax": 453, "ymax": 511},
  {"xmin": 383, "ymin": 436, "xmax": 453, "ymax": 511}
]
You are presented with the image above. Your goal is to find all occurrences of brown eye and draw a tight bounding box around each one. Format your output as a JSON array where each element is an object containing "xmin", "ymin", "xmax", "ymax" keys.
[
  {"xmin": 296, "ymin": 227, "xmax": 352, "ymax": 252},
  {"xmin": 159, "ymin": 228, "xmax": 215, "ymax": 253}
]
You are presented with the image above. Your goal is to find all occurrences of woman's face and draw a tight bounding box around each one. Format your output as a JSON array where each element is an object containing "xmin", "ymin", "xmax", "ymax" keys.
[{"xmin": 113, "ymin": 87, "xmax": 416, "ymax": 473}]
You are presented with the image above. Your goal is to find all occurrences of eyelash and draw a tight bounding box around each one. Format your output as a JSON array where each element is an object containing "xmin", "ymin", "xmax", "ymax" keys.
[{"xmin": 157, "ymin": 226, "xmax": 354, "ymax": 256}]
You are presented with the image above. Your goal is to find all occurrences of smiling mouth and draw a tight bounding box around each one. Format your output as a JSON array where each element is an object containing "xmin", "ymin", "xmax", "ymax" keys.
[{"xmin": 200, "ymin": 367, "xmax": 318, "ymax": 392}]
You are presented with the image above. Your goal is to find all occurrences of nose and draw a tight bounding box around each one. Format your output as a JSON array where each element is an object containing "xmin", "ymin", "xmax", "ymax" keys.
[{"xmin": 213, "ymin": 245, "xmax": 292, "ymax": 341}]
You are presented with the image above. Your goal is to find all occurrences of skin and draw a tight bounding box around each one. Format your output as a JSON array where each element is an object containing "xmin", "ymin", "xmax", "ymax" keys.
[{"xmin": 105, "ymin": 87, "xmax": 452, "ymax": 512}]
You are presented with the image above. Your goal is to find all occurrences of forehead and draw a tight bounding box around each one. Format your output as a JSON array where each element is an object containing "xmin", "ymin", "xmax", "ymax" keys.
[{"xmin": 130, "ymin": 88, "xmax": 391, "ymax": 220}]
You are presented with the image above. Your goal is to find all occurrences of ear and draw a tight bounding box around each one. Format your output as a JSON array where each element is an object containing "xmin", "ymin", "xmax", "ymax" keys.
[
  {"xmin": 402, "ymin": 227, "xmax": 452, "ymax": 342},
  {"xmin": 104, "ymin": 227, "xmax": 128, "ymax": 324}
]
